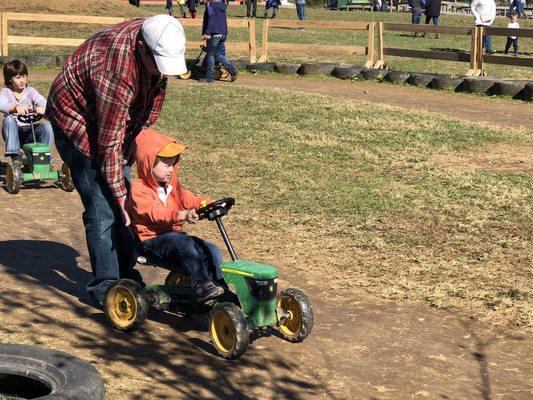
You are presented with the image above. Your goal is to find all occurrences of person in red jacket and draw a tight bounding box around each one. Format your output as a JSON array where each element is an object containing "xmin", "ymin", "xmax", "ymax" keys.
[{"xmin": 128, "ymin": 129, "xmax": 225, "ymax": 302}]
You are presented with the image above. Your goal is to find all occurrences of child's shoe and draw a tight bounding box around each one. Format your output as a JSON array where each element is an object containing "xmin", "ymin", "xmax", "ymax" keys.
[{"xmin": 195, "ymin": 281, "xmax": 224, "ymax": 302}]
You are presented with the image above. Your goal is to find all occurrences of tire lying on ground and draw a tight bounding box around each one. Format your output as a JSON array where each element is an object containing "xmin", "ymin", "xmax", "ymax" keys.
[
  {"xmin": 385, "ymin": 70, "xmax": 411, "ymax": 84},
  {"xmin": 524, "ymin": 83, "xmax": 533, "ymax": 102},
  {"xmin": 362, "ymin": 68, "xmax": 388, "ymax": 81},
  {"xmin": 431, "ymin": 75, "xmax": 464, "ymax": 91},
  {"xmin": 408, "ymin": 73, "xmax": 436, "ymax": 87},
  {"xmin": 492, "ymin": 81, "xmax": 526, "ymax": 98},
  {"xmin": 461, "ymin": 77, "xmax": 495, "ymax": 94},
  {"xmin": 331, "ymin": 66, "xmax": 364, "ymax": 80},
  {"xmin": 275, "ymin": 63, "xmax": 301, "ymax": 74},
  {"xmin": 0, "ymin": 343, "xmax": 105, "ymax": 399},
  {"xmin": 231, "ymin": 59, "xmax": 248, "ymax": 71},
  {"xmin": 245, "ymin": 62, "xmax": 276, "ymax": 72},
  {"xmin": 299, "ymin": 62, "xmax": 339, "ymax": 75}
]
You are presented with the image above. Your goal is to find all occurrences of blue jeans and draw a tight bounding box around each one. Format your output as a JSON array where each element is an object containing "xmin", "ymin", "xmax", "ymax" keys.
[
  {"xmin": 53, "ymin": 127, "xmax": 140, "ymax": 306},
  {"xmin": 425, "ymin": 15, "xmax": 439, "ymax": 25},
  {"xmin": 205, "ymin": 34, "xmax": 236, "ymax": 82},
  {"xmin": 296, "ymin": 3, "xmax": 305, "ymax": 20},
  {"xmin": 2, "ymin": 116, "xmax": 54, "ymax": 161},
  {"xmin": 264, "ymin": 5, "xmax": 278, "ymax": 18},
  {"xmin": 483, "ymin": 33, "xmax": 492, "ymax": 52},
  {"xmin": 412, "ymin": 10, "xmax": 422, "ymax": 24},
  {"xmin": 166, "ymin": 0, "xmax": 173, "ymax": 13},
  {"xmin": 510, "ymin": 0, "xmax": 524, "ymax": 15},
  {"xmin": 142, "ymin": 232, "xmax": 223, "ymax": 288}
]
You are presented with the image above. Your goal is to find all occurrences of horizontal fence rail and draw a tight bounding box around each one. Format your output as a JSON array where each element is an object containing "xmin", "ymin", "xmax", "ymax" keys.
[{"xmin": 258, "ymin": 19, "xmax": 376, "ymax": 68}]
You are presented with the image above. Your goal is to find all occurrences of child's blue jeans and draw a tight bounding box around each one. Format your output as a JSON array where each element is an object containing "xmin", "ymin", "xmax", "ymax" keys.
[
  {"xmin": 204, "ymin": 34, "xmax": 236, "ymax": 82},
  {"xmin": 296, "ymin": 3, "xmax": 305, "ymax": 20},
  {"xmin": 142, "ymin": 231, "xmax": 223, "ymax": 288},
  {"xmin": 2, "ymin": 116, "xmax": 54, "ymax": 160},
  {"xmin": 412, "ymin": 10, "xmax": 422, "ymax": 24}
]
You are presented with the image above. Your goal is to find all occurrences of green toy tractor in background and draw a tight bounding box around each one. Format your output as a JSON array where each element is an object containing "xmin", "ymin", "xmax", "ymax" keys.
[
  {"xmin": 103, "ymin": 197, "xmax": 315, "ymax": 359},
  {"xmin": 4, "ymin": 113, "xmax": 74, "ymax": 194}
]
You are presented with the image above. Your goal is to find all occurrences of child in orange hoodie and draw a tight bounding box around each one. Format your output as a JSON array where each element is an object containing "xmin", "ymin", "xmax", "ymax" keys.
[{"xmin": 128, "ymin": 130, "xmax": 225, "ymax": 302}]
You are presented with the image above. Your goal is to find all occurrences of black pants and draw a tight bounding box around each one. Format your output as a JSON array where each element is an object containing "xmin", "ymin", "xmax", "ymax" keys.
[
  {"xmin": 504, "ymin": 37, "xmax": 518, "ymax": 55},
  {"xmin": 246, "ymin": 0, "xmax": 257, "ymax": 17}
]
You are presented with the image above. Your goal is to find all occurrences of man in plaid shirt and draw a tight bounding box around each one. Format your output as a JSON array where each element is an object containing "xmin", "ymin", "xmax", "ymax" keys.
[{"xmin": 46, "ymin": 14, "xmax": 188, "ymax": 308}]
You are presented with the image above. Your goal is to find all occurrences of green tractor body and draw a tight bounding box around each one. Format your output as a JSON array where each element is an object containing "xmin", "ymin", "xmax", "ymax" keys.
[{"xmin": 22, "ymin": 142, "xmax": 59, "ymax": 182}]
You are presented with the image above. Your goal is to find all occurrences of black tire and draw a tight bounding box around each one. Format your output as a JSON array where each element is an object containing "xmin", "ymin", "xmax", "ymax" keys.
[
  {"xmin": 493, "ymin": 81, "xmax": 525, "ymax": 98},
  {"xmin": 408, "ymin": 73, "xmax": 435, "ymax": 87},
  {"xmin": 385, "ymin": 70, "xmax": 411, "ymax": 84},
  {"xmin": 0, "ymin": 343, "xmax": 104, "ymax": 399},
  {"xmin": 362, "ymin": 68, "xmax": 387, "ymax": 81},
  {"xmin": 104, "ymin": 279, "xmax": 149, "ymax": 332},
  {"xmin": 231, "ymin": 59, "xmax": 248, "ymax": 71},
  {"xmin": 209, "ymin": 302, "xmax": 249, "ymax": 359},
  {"xmin": 299, "ymin": 62, "xmax": 339, "ymax": 75},
  {"xmin": 276, "ymin": 288, "xmax": 314, "ymax": 342},
  {"xmin": 431, "ymin": 75, "xmax": 464, "ymax": 91},
  {"xmin": 60, "ymin": 162, "xmax": 75, "ymax": 192},
  {"xmin": 245, "ymin": 62, "xmax": 276, "ymax": 72},
  {"xmin": 275, "ymin": 63, "xmax": 301, "ymax": 74},
  {"xmin": 461, "ymin": 77, "xmax": 495, "ymax": 94},
  {"xmin": 524, "ymin": 83, "xmax": 533, "ymax": 102},
  {"xmin": 5, "ymin": 161, "xmax": 22, "ymax": 194},
  {"xmin": 331, "ymin": 66, "xmax": 364, "ymax": 80}
]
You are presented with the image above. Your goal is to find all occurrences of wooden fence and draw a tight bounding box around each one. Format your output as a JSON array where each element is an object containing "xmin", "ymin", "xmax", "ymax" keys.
[
  {"xmin": 374, "ymin": 22, "xmax": 533, "ymax": 76},
  {"xmin": 258, "ymin": 19, "xmax": 376, "ymax": 68},
  {"xmin": 0, "ymin": 13, "xmax": 257, "ymax": 63}
]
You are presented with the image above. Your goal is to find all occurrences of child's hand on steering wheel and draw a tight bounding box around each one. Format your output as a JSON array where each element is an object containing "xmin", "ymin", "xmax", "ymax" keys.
[
  {"xmin": 35, "ymin": 106, "xmax": 46, "ymax": 116},
  {"xmin": 178, "ymin": 209, "xmax": 199, "ymax": 224},
  {"xmin": 14, "ymin": 104, "xmax": 29, "ymax": 115}
]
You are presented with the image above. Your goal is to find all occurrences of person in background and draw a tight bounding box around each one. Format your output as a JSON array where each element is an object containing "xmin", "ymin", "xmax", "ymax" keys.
[
  {"xmin": 408, "ymin": 0, "xmax": 424, "ymax": 37},
  {"xmin": 296, "ymin": 0, "xmax": 306, "ymax": 20},
  {"xmin": 504, "ymin": 11, "xmax": 519, "ymax": 56},
  {"xmin": 264, "ymin": 0, "xmax": 281, "ymax": 19},
  {"xmin": 246, "ymin": 0, "xmax": 258, "ymax": 18},
  {"xmin": 509, "ymin": 0, "xmax": 526, "ymax": 18},
  {"xmin": 166, "ymin": 0, "xmax": 175, "ymax": 16},
  {"xmin": 471, "ymin": 0, "xmax": 496, "ymax": 54},
  {"xmin": 188, "ymin": 0, "xmax": 198, "ymax": 18},
  {"xmin": 178, "ymin": 0, "xmax": 188, "ymax": 18},
  {"xmin": 422, "ymin": 0, "xmax": 441, "ymax": 38}
]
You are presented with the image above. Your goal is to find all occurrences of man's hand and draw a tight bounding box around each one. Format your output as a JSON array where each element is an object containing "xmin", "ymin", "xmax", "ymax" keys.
[
  {"xmin": 117, "ymin": 196, "xmax": 131, "ymax": 227},
  {"xmin": 177, "ymin": 209, "xmax": 199, "ymax": 224},
  {"xmin": 202, "ymin": 34, "xmax": 211, "ymax": 40}
]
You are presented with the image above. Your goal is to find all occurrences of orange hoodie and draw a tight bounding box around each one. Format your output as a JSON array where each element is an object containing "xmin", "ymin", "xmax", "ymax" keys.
[{"xmin": 128, "ymin": 129, "xmax": 211, "ymax": 241}]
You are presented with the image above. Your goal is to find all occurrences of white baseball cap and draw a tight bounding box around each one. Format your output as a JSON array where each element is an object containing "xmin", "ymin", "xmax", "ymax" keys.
[{"xmin": 141, "ymin": 14, "xmax": 187, "ymax": 76}]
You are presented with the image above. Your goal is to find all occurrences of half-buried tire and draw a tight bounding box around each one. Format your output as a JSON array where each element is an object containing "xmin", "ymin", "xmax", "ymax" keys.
[
  {"xmin": 524, "ymin": 83, "xmax": 533, "ymax": 102},
  {"xmin": 331, "ymin": 66, "xmax": 364, "ymax": 80},
  {"xmin": 408, "ymin": 73, "xmax": 435, "ymax": 87},
  {"xmin": 431, "ymin": 75, "xmax": 463, "ymax": 91},
  {"xmin": 245, "ymin": 62, "xmax": 276, "ymax": 72},
  {"xmin": 385, "ymin": 70, "xmax": 411, "ymax": 84},
  {"xmin": 461, "ymin": 77, "xmax": 495, "ymax": 94},
  {"xmin": 299, "ymin": 62, "xmax": 339, "ymax": 75},
  {"xmin": 0, "ymin": 343, "xmax": 104, "ymax": 399},
  {"xmin": 362, "ymin": 68, "xmax": 387, "ymax": 81},
  {"xmin": 493, "ymin": 81, "xmax": 526, "ymax": 98},
  {"xmin": 275, "ymin": 63, "xmax": 301, "ymax": 74}
]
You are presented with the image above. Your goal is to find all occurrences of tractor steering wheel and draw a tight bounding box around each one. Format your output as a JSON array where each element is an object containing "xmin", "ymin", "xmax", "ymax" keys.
[
  {"xmin": 197, "ymin": 197, "xmax": 235, "ymax": 221},
  {"xmin": 17, "ymin": 112, "xmax": 42, "ymax": 124}
]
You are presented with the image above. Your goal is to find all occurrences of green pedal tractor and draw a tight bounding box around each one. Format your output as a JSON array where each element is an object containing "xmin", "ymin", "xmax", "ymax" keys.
[
  {"xmin": 103, "ymin": 198, "xmax": 315, "ymax": 359},
  {"xmin": 4, "ymin": 113, "xmax": 74, "ymax": 194}
]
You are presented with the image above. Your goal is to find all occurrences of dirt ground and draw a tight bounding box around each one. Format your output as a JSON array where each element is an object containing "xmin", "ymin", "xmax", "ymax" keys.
[{"xmin": 0, "ymin": 74, "xmax": 532, "ymax": 399}]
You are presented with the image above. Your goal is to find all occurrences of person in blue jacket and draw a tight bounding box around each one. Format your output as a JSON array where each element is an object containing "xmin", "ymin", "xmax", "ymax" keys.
[
  {"xmin": 264, "ymin": 0, "xmax": 281, "ymax": 19},
  {"xmin": 201, "ymin": 0, "xmax": 237, "ymax": 83}
]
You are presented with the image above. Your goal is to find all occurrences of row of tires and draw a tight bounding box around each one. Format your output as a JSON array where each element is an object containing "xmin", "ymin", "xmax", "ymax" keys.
[{"xmin": 241, "ymin": 61, "xmax": 533, "ymax": 101}]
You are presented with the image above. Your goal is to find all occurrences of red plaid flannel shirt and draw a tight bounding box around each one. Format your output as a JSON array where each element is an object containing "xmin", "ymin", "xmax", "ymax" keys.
[{"xmin": 46, "ymin": 18, "xmax": 167, "ymax": 200}]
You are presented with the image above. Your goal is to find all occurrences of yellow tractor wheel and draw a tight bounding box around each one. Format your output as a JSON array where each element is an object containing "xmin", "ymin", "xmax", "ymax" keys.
[
  {"xmin": 179, "ymin": 70, "xmax": 192, "ymax": 80},
  {"xmin": 60, "ymin": 163, "xmax": 75, "ymax": 192},
  {"xmin": 209, "ymin": 302, "xmax": 248, "ymax": 359},
  {"xmin": 276, "ymin": 288, "xmax": 314, "ymax": 342},
  {"xmin": 104, "ymin": 279, "xmax": 148, "ymax": 332}
]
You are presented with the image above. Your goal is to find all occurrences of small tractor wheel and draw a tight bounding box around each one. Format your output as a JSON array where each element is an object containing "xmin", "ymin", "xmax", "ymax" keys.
[
  {"xmin": 209, "ymin": 302, "xmax": 249, "ymax": 359},
  {"xmin": 276, "ymin": 288, "xmax": 314, "ymax": 342},
  {"xmin": 164, "ymin": 270, "xmax": 190, "ymax": 286},
  {"xmin": 60, "ymin": 163, "xmax": 75, "ymax": 192},
  {"xmin": 104, "ymin": 279, "xmax": 149, "ymax": 332},
  {"xmin": 214, "ymin": 67, "xmax": 226, "ymax": 81},
  {"xmin": 179, "ymin": 70, "xmax": 192, "ymax": 80},
  {"xmin": 6, "ymin": 161, "xmax": 22, "ymax": 194}
]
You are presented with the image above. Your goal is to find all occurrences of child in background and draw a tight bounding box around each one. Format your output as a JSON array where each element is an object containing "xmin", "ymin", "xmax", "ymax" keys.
[
  {"xmin": 264, "ymin": 0, "xmax": 281, "ymax": 19},
  {"xmin": 188, "ymin": 0, "xmax": 198, "ymax": 19},
  {"xmin": 178, "ymin": 0, "xmax": 188, "ymax": 18},
  {"xmin": 0, "ymin": 60, "xmax": 54, "ymax": 163},
  {"xmin": 504, "ymin": 12, "xmax": 519, "ymax": 56},
  {"xmin": 128, "ymin": 130, "xmax": 225, "ymax": 303}
]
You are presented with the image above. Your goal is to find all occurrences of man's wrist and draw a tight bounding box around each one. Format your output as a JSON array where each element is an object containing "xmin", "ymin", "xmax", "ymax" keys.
[{"xmin": 116, "ymin": 196, "xmax": 127, "ymax": 206}]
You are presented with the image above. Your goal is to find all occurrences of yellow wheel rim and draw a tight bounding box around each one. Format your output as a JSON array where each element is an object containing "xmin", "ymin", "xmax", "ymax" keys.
[
  {"xmin": 166, "ymin": 271, "xmax": 190, "ymax": 286},
  {"xmin": 220, "ymin": 68, "xmax": 230, "ymax": 79},
  {"xmin": 106, "ymin": 286, "xmax": 138, "ymax": 329},
  {"xmin": 179, "ymin": 71, "xmax": 191, "ymax": 80},
  {"xmin": 277, "ymin": 294, "xmax": 303, "ymax": 339},
  {"xmin": 210, "ymin": 309, "xmax": 236, "ymax": 354}
]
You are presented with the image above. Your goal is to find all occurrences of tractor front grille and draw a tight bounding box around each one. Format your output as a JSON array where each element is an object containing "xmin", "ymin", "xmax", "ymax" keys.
[
  {"xmin": 33, "ymin": 152, "xmax": 51, "ymax": 165},
  {"xmin": 245, "ymin": 278, "xmax": 278, "ymax": 301}
]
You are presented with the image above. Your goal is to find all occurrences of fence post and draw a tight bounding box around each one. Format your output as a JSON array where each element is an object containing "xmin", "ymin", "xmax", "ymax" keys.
[
  {"xmin": 1, "ymin": 13, "xmax": 8, "ymax": 57},
  {"xmin": 373, "ymin": 21, "xmax": 385, "ymax": 69},
  {"xmin": 466, "ymin": 26, "xmax": 479, "ymax": 76},
  {"xmin": 258, "ymin": 18, "xmax": 269, "ymax": 62},
  {"xmin": 477, "ymin": 26, "xmax": 485, "ymax": 76},
  {"xmin": 248, "ymin": 19, "xmax": 256, "ymax": 63},
  {"xmin": 365, "ymin": 22, "xmax": 375, "ymax": 68}
]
